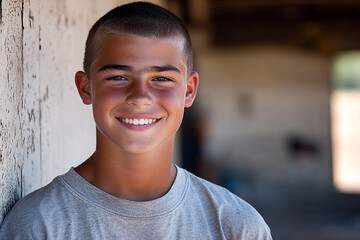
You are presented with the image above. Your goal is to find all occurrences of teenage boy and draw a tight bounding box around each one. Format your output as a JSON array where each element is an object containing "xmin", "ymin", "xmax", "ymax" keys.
[{"xmin": 0, "ymin": 2, "xmax": 272, "ymax": 239}]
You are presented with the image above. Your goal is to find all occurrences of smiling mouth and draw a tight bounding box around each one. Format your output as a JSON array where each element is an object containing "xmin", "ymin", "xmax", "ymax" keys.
[{"xmin": 119, "ymin": 118, "xmax": 160, "ymax": 126}]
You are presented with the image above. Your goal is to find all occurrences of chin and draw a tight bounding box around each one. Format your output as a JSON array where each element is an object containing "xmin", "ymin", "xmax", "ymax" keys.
[
  {"xmin": 118, "ymin": 137, "xmax": 173, "ymax": 156},
  {"xmin": 119, "ymin": 142, "xmax": 160, "ymax": 155}
]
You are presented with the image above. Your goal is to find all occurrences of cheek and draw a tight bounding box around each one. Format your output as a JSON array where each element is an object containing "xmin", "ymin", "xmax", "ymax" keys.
[
  {"xmin": 94, "ymin": 87, "xmax": 125, "ymax": 107},
  {"xmin": 155, "ymin": 86, "xmax": 186, "ymax": 106},
  {"xmin": 156, "ymin": 85, "xmax": 185, "ymax": 101},
  {"xmin": 155, "ymin": 88, "xmax": 186, "ymax": 121},
  {"xmin": 92, "ymin": 87, "xmax": 126, "ymax": 124}
]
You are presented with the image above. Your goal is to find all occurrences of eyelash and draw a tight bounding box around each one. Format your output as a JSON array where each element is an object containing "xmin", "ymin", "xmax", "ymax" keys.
[
  {"xmin": 105, "ymin": 76, "xmax": 173, "ymax": 82},
  {"xmin": 153, "ymin": 77, "xmax": 173, "ymax": 82},
  {"xmin": 106, "ymin": 76, "xmax": 127, "ymax": 81}
]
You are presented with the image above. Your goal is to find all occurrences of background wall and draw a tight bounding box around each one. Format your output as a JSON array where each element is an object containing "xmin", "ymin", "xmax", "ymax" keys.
[
  {"xmin": 178, "ymin": 1, "xmax": 360, "ymax": 238},
  {"xmin": 196, "ymin": 45, "xmax": 333, "ymax": 206},
  {"xmin": 0, "ymin": 0, "xmax": 163, "ymax": 224}
]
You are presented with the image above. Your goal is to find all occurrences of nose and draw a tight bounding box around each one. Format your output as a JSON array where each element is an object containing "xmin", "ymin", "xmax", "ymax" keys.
[{"xmin": 126, "ymin": 80, "xmax": 152, "ymax": 108}]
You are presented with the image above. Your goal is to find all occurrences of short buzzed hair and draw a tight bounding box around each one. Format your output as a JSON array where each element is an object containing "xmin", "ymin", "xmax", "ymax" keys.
[{"xmin": 83, "ymin": 1, "xmax": 193, "ymax": 77}]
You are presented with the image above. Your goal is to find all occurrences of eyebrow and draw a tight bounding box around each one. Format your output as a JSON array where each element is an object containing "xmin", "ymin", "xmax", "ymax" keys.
[
  {"xmin": 97, "ymin": 64, "xmax": 181, "ymax": 74},
  {"xmin": 98, "ymin": 64, "xmax": 131, "ymax": 72},
  {"xmin": 150, "ymin": 65, "xmax": 181, "ymax": 74}
]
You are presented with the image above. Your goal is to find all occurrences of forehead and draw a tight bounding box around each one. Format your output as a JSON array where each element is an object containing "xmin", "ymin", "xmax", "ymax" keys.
[{"xmin": 92, "ymin": 33, "xmax": 187, "ymax": 73}]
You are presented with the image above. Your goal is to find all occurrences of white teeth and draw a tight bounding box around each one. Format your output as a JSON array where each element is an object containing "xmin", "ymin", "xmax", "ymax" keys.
[{"xmin": 122, "ymin": 118, "xmax": 157, "ymax": 125}]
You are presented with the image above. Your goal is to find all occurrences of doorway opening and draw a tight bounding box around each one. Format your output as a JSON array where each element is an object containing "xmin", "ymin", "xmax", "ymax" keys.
[{"xmin": 331, "ymin": 51, "xmax": 360, "ymax": 194}]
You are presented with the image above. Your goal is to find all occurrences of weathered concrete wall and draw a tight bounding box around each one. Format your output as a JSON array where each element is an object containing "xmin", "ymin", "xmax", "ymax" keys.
[
  {"xmin": 0, "ymin": 0, "xmax": 24, "ymax": 223},
  {"xmin": 0, "ymin": 0, "xmax": 164, "ymax": 225}
]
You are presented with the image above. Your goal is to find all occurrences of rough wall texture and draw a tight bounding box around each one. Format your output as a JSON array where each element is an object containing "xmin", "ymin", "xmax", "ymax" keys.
[
  {"xmin": 0, "ymin": 0, "xmax": 24, "ymax": 224},
  {"xmin": 0, "ymin": 0, "xmax": 164, "ymax": 225}
]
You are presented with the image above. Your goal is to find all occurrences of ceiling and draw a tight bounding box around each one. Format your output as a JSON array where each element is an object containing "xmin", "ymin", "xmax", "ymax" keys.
[{"xmin": 170, "ymin": 0, "xmax": 360, "ymax": 51}]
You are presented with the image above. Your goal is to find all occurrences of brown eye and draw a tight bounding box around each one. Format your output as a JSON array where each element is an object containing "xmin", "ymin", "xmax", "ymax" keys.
[
  {"xmin": 153, "ymin": 77, "xmax": 172, "ymax": 82},
  {"xmin": 106, "ymin": 76, "xmax": 127, "ymax": 81}
]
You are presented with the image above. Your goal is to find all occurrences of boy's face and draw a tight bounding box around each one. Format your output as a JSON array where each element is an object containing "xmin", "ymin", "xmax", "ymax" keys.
[{"xmin": 75, "ymin": 34, "xmax": 198, "ymax": 155}]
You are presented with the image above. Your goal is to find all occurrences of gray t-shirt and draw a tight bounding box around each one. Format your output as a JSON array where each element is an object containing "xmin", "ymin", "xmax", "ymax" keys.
[{"xmin": 0, "ymin": 166, "xmax": 272, "ymax": 239}]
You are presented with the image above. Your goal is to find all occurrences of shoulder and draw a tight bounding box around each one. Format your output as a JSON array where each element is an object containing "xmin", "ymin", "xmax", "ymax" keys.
[
  {"xmin": 181, "ymin": 168, "xmax": 272, "ymax": 239},
  {"xmin": 184, "ymin": 168, "xmax": 254, "ymax": 211},
  {"xmin": 0, "ymin": 175, "xmax": 68, "ymax": 239}
]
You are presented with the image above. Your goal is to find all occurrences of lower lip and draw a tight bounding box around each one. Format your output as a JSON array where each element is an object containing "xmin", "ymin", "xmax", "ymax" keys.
[{"xmin": 116, "ymin": 118, "xmax": 160, "ymax": 131}]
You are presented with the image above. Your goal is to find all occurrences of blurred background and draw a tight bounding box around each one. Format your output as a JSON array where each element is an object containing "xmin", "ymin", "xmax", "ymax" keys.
[
  {"xmin": 174, "ymin": 0, "xmax": 360, "ymax": 239},
  {"xmin": 1, "ymin": 0, "xmax": 360, "ymax": 239}
]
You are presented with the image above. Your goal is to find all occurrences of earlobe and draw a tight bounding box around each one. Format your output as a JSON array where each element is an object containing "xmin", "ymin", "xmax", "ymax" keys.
[
  {"xmin": 75, "ymin": 71, "xmax": 92, "ymax": 105},
  {"xmin": 185, "ymin": 71, "xmax": 199, "ymax": 108}
]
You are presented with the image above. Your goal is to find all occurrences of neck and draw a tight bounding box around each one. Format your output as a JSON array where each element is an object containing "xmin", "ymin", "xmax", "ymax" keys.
[{"xmin": 75, "ymin": 131, "xmax": 177, "ymax": 201}]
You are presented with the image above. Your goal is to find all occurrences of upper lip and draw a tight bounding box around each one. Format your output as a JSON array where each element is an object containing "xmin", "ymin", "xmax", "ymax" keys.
[{"xmin": 116, "ymin": 114, "xmax": 161, "ymax": 120}]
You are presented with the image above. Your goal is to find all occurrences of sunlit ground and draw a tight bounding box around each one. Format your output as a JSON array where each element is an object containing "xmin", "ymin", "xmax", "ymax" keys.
[{"xmin": 331, "ymin": 90, "xmax": 360, "ymax": 193}]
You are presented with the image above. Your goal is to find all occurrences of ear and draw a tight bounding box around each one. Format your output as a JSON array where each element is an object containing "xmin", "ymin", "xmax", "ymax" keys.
[
  {"xmin": 185, "ymin": 71, "xmax": 199, "ymax": 108},
  {"xmin": 75, "ymin": 71, "xmax": 92, "ymax": 105}
]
